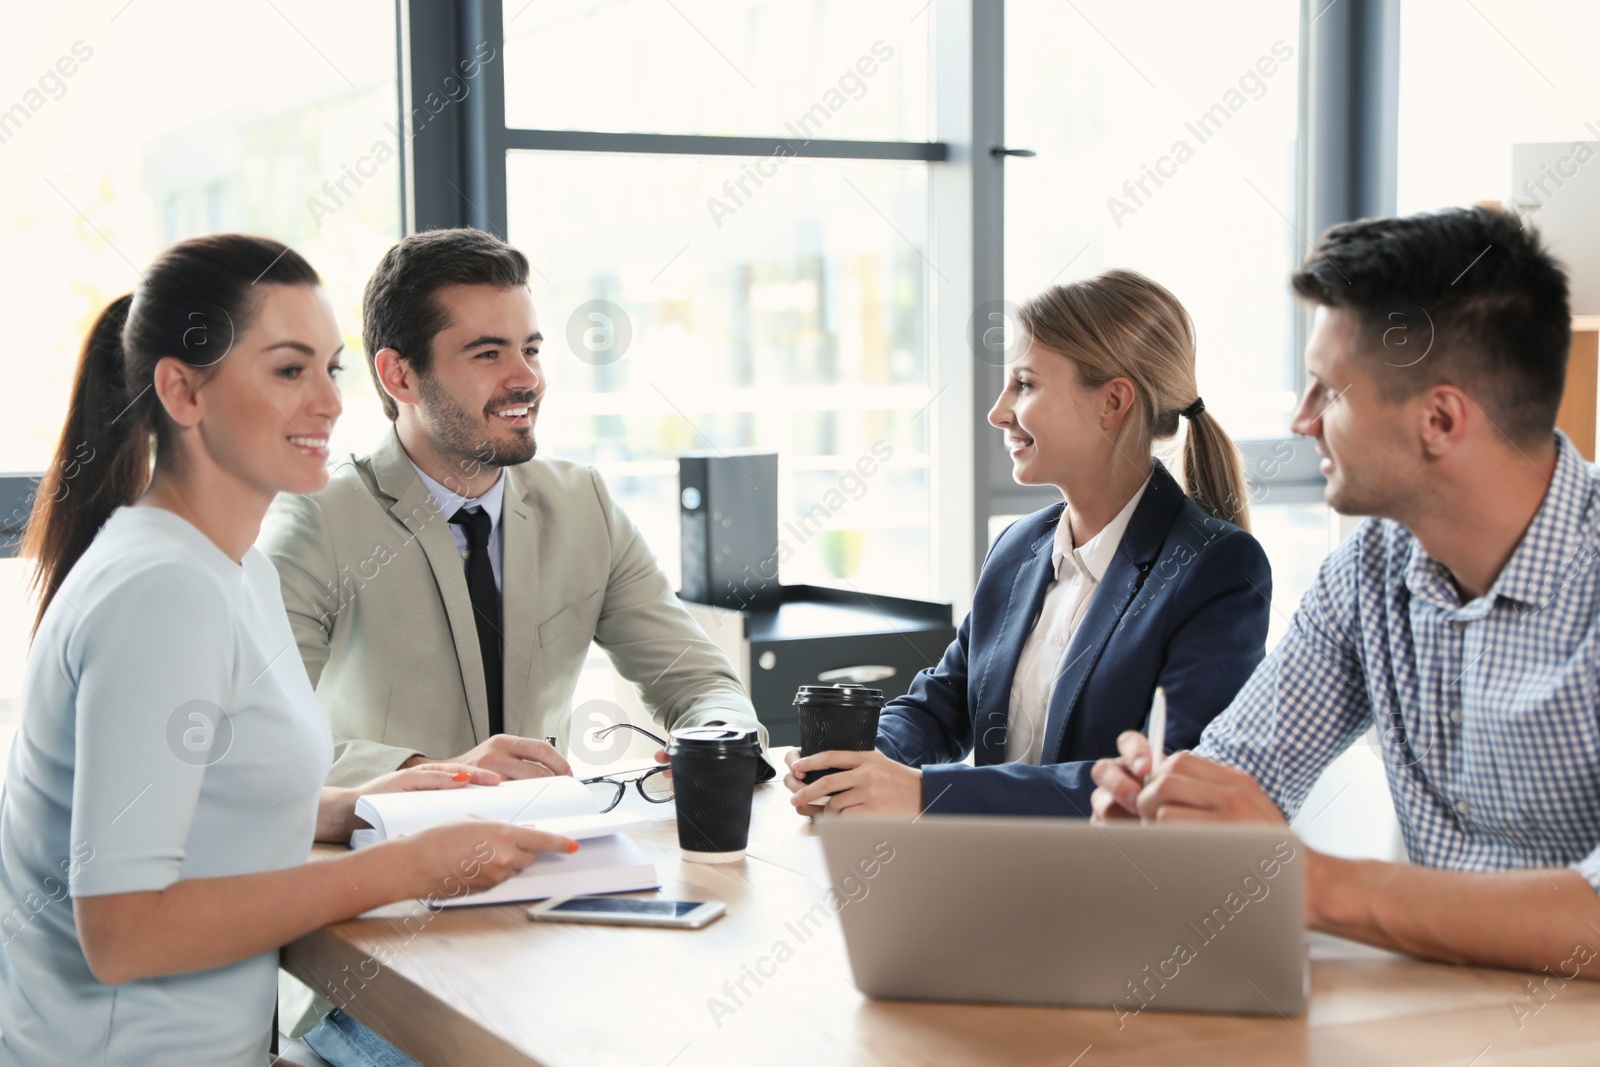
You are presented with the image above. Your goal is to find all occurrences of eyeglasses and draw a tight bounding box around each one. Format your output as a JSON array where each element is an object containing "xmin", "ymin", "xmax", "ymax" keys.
[{"xmin": 579, "ymin": 723, "xmax": 674, "ymax": 814}]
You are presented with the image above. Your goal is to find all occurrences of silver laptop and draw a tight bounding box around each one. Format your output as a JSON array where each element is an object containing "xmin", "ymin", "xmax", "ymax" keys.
[{"xmin": 817, "ymin": 816, "xmax": 1308, "ymax": 1016}]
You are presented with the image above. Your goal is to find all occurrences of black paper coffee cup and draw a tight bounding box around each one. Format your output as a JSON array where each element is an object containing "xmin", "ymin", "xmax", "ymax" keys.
[
  {"xmin": 795, "ymin": 684, "xmax": 885, "ymax": 779},
  {"xmin": 670, "ymin": 726, "xmax": 760, "ymax": 863}
]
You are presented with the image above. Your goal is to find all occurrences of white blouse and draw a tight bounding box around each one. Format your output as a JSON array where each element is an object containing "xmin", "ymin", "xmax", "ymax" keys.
[{"xmin": 1005, "ymin": 482, "xmax": 1148, "ymax": 764}]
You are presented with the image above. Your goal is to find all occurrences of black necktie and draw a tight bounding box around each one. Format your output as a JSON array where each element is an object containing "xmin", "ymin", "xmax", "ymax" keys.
[{"xmin": 449, "ymin": 506, "xmax": 503, "ymax": 737}]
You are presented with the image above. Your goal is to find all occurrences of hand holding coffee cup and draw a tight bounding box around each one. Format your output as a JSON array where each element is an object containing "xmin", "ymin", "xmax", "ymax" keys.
[{"xmin": 794, "ymin": 684, "xmax": 886, "ymax": 780}]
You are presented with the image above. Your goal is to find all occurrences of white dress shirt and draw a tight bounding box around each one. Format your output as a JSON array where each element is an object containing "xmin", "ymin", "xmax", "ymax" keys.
[
  {"xmin": 410, "ymin": 460, "xmax": 507, "ymax": 591},
  {"xmin": 1005, "ymin": 481, "xmax": 1149, "ymax": 764}
]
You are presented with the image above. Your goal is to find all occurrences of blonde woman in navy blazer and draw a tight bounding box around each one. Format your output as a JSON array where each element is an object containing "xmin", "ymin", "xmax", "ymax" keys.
[{"xmin": 786, "ymin": 270, "xmax": 1272, "ymax": 818}]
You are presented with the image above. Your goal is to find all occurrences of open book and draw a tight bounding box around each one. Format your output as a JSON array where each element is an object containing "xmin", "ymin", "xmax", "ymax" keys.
[{"xmin": 351, "ymin": 777, "xmax": 659, "ymax": 907}]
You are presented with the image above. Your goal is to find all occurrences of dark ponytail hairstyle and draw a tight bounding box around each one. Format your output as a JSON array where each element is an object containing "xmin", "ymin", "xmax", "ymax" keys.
[{"xmin": 23, "ymin": 234, "xmax": 320, "ymax": 634}]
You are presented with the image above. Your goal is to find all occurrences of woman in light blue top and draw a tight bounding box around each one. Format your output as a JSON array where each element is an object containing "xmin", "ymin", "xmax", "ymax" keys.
[{"xmin": 0, "ymin": 235, "xmax": 576, "ymax": 1066}]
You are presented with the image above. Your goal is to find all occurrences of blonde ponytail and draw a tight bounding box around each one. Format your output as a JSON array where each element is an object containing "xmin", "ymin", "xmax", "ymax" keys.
[{"xmin": 1179, "ymin": 403, "xmax": 1250, "ymax": 531}]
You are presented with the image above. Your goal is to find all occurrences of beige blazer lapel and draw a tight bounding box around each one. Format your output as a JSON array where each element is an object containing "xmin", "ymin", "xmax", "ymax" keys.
[
  {"xmin": 369, "ymin": 431, "xmax": 493, "ymax": 745},
  {"xmin": 499, "ymin": 464, "xmax": 544, "ymax": 734}
]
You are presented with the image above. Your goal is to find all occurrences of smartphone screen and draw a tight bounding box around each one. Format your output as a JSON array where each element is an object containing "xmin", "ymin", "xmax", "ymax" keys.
[{"xmin": 546, "ymin": 898, "xmax": 704, "ymax": 917}]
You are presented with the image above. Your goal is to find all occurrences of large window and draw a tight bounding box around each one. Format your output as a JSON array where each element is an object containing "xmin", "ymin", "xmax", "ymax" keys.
[
  {"xmin": 1005, "ymin": 0, "xmax": 1303, "ymax": 440},
  {"xmin": 0, "ymin": 0, "xmax": 401, "ymax": 717},
  {"xmin": 501, "ymin": 0, "xmax": 941, "ymax": 599},
  {"xmin": 507, "ymin": 154, "xmax": 932, "ymax": 594}
]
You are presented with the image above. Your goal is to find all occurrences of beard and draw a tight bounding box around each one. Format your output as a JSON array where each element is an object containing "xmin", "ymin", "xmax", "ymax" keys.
[{"xmin": 417, "ymin": 372, "xmax": 538, "ymax": 474}]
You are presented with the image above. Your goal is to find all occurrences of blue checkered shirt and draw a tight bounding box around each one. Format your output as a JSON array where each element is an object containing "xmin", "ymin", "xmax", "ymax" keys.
[{"xmin": 1197, "ymin": 431, "xmax": 1600, "ymax": 892}]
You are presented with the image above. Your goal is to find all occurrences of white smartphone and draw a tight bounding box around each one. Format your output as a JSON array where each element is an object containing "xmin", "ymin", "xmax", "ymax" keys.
[{"xmin": 527, "ymin": 896, "xmax": 726, "ymax": 929}]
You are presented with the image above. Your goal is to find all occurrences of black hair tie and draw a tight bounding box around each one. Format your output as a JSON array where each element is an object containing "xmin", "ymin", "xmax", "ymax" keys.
[{"xmin": 1180, "ymin": 397, "xmax": 1205, "ymax": 419}]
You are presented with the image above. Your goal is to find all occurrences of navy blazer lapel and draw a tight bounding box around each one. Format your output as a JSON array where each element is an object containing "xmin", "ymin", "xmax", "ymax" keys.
[
  {"xmin": 1037, "ymin": 463, "xmax": 1185, "ymax": 764},
  {"xmin": 973, "ymin": 508, "xmax": 1060, "ymax": 765}
]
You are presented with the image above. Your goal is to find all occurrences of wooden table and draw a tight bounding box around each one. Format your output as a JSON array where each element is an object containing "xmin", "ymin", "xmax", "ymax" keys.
[{"xmin": 285, "ymin": 772, "xmax": 1600, "ymax": 1066}]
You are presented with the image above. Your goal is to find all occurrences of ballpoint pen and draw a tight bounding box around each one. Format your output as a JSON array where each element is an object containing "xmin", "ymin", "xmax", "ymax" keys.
[{"xmin": 1147, "ymin": 686, "xmax": 1166, "ymax": 780}]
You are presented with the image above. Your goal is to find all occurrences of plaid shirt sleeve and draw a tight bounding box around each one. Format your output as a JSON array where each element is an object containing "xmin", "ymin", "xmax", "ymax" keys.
[{"xmin": 1194, "ymin": 522, "xmax": 1378, "ymax": 821}]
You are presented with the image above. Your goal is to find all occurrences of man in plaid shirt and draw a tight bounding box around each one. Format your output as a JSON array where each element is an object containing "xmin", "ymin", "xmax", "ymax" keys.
[{"xmin": 1092, "ymin": 206, "xmax": 1600, "ymax": 976}]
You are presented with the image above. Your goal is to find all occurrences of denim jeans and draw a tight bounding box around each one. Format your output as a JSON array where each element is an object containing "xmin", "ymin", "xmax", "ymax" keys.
[{"xmin": 302, "ymin": 1009, "xmax": 423, "ymax": 1067}]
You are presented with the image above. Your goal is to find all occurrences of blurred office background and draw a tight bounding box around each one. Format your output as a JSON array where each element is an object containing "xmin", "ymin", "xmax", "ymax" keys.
[{"xmin": 3, "ymin": 0, "xmax": 1599, "ymax": 860}]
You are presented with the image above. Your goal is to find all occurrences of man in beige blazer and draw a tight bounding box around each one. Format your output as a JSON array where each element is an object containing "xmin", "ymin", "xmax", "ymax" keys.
[
  {"xmin": 262, "ymin": 229, "xmax": 770, "ymax": 1064},
  {"xmin": 260, "ymin": 229, "xmax": 769, "ymax": 789}
]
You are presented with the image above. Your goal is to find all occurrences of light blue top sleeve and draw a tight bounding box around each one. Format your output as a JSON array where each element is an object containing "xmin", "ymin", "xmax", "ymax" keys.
[{"xmin": 66, "ymin": 563, "xmax": 236, "ymax": 897}]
